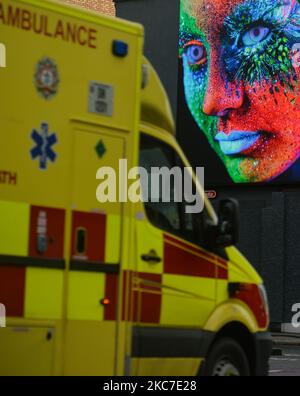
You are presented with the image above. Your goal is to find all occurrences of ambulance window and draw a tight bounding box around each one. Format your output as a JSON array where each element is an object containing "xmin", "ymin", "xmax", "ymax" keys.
[
  {"xmin": 139, "ymin": 135, "xmax": 181, "ymax": 234},
  {"xmin": 139, "ymin": 134, "xmax": 205, "ymax": 244}
]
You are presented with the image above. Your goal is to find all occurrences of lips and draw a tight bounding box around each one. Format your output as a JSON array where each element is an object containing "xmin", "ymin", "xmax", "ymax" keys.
[{"xmin": 215, "ymin": 131, "xmax": 261, "ymax": 155}]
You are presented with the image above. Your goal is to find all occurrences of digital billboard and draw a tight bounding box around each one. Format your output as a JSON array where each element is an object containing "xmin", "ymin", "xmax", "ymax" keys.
[{"xmin": 177, "ymin": 0, "xmax": 300, "ymax": 185}]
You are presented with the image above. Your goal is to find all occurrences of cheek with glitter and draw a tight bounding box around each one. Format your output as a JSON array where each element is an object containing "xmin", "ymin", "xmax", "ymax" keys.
[{"xmin": 220, "ymin": 74, "xmax": 300, "ymax": 182}]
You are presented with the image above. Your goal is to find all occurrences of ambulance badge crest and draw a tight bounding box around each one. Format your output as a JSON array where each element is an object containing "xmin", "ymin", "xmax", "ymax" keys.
[{"xmin": 34, "ymin": 57, "xmax": 60, "ymax": 100}]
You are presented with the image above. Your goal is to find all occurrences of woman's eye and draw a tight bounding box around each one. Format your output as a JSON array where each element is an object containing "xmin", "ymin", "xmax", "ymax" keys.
[
  {"xmin": 242, "ymin": 26, "xmax": 270, "ymax": 47},
  {"xmin": 184, "ymin": 41, "xmax": 207, "ymax": 66}
]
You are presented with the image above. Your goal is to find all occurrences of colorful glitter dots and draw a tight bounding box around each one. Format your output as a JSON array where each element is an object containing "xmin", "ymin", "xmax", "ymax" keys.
[{"xmin": 179, "ymin": 0, "xmax": 300, "ymax": 183}]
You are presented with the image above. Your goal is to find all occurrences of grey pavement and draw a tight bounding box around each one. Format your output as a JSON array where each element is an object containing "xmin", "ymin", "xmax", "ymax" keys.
[
  {"xmin": 270, "ymin": 334, "xmax": 300, "ymax": 376},
  {"xmin": 269, "ymin": 346, "xmax": 300, "ymax": 376}
]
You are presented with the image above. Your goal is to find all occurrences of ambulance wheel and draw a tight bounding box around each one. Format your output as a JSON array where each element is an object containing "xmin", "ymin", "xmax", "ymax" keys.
[{"xmin": 201, "ymin": 338, "xmax": 250, "ymax": 376}]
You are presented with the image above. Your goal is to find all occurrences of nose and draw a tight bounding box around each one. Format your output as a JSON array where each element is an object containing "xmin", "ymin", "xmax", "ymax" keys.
[{"xmin": 202, "ymin": 53, "xmax": 245, "ymax": 117}]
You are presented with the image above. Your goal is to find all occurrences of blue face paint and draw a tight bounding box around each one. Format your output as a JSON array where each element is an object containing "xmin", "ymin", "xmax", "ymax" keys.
[{"xmin": 222, "ymin": 0, "xmax": 300, "ymax": 86}]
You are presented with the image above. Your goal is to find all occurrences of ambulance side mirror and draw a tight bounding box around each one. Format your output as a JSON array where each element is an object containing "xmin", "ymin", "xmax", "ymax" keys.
[{"xmin": 206, "ymin": 198, "xmax": 239, "ymax": 249}]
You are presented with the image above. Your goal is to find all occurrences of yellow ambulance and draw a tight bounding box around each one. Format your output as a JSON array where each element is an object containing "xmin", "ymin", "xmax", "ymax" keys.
[{"xmin": 0, "ymin": 0, "xmax": 271, "ymax": 376}]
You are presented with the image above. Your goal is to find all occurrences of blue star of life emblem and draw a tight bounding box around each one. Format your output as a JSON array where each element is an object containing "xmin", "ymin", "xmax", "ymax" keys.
[{"xmin": 30, "ymin": 122, "xmax": 58, "ymax": 170}]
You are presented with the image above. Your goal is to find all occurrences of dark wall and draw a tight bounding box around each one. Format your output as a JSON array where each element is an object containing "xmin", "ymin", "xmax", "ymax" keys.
[
  {"xmin": 115, "ymin": 0, "xmax": 300, "ymax": 327},
  {"xmin": 213, "ymin": 188, "xmax": 300, "ymax": 325},
  {"xmin": 115, "ymin": 0, "xmax": 179, "ymax": 119}
]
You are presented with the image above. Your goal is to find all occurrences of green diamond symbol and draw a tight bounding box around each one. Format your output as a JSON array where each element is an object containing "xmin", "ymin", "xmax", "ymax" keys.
[{"xmin": 95, "ymin": 140, "xmax": 106, "ymax": 159}]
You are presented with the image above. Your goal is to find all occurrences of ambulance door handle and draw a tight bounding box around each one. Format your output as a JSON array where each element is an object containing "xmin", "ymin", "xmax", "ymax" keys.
[{"xmin": 141, "ymin": 250, "xmax": 162, "ymax": 264}]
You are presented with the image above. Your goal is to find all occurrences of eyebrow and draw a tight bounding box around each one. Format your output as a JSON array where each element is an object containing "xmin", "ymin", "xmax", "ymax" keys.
[
  {"xmin": 179, "ymin": 17, "xmax": 207, "ymax": 50},
  {"xmin": 179, "ymin": 32, "xmax": 201, "ymax": 48}
]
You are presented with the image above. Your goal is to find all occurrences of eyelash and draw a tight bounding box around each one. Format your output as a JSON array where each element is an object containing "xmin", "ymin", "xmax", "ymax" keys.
[
  {"xmin": 237, "ymin": 20, "xmax": 273, "ymax": 48},
  {"xmin": 180, "ymin": 22, "xmax": 294, "ymax": 89},
  {"xmin": 226, "ymin": 31, "xmax": 293, "ymax": 86}
]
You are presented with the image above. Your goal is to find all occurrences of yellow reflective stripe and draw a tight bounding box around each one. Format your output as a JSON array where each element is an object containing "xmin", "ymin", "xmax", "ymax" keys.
[
  {"xmin": 131, "ymin": 358, "xmax": 201, "ymax": 376},
  {"xmin": 67, "ymin": 272, "xmax": 105, "ymax": 321},
  {"xmin": 0, "ymin": 200, "xmax": 29, "ymax": 256},
  {"xmin": 160, "ymin": 275, "xmax": 215, "ymax": 327},
  {"xmin": 24, "ymin": 268, "xmax": 63, "ymax": 319},
  {"xmin": 105, "ymin": 214, "xmax": 121, "ymax": 264}
]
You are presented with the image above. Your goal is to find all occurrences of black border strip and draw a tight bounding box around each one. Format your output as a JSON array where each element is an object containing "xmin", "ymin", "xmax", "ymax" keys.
[
  {"xmin": 70, "ymin": 260, "xmax": 120, "ymax": 274},
  {"xmin": 132, "ymin": 326, "xmax": 215, "ymax": 358},
  {"xmin": 0, "ymin": 255, "xmax": 120, "ymax": 273},
  {"xmin": 0, "ymin": 255, "xmax": 65, "ymax": 269}
]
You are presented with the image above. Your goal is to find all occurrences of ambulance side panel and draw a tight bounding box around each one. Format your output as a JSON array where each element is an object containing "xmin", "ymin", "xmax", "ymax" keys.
[{"xmin": 0, "ymin": 0, "xmax": 143, "ymax": 375}]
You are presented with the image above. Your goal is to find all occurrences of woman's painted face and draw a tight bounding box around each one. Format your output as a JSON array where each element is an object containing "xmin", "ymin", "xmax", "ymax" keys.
[{"xmin": 180, "ymin": 0, "xmax": 300, "ymax": 183}]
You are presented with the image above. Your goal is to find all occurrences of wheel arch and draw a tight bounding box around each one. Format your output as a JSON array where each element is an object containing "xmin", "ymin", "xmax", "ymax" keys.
[
  {"xmin": 200, "ymin": 301, "xmax": 261, "ymax": 376},
  {"xmin": 202, "ymin": 321, "xmax": 256, "ymax": 376}
]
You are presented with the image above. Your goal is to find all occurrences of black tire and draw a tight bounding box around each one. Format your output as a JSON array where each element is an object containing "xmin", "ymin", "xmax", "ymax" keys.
[{"xmin": 201, "ymin": 337, "xmax": 250, "ymax": 376}]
